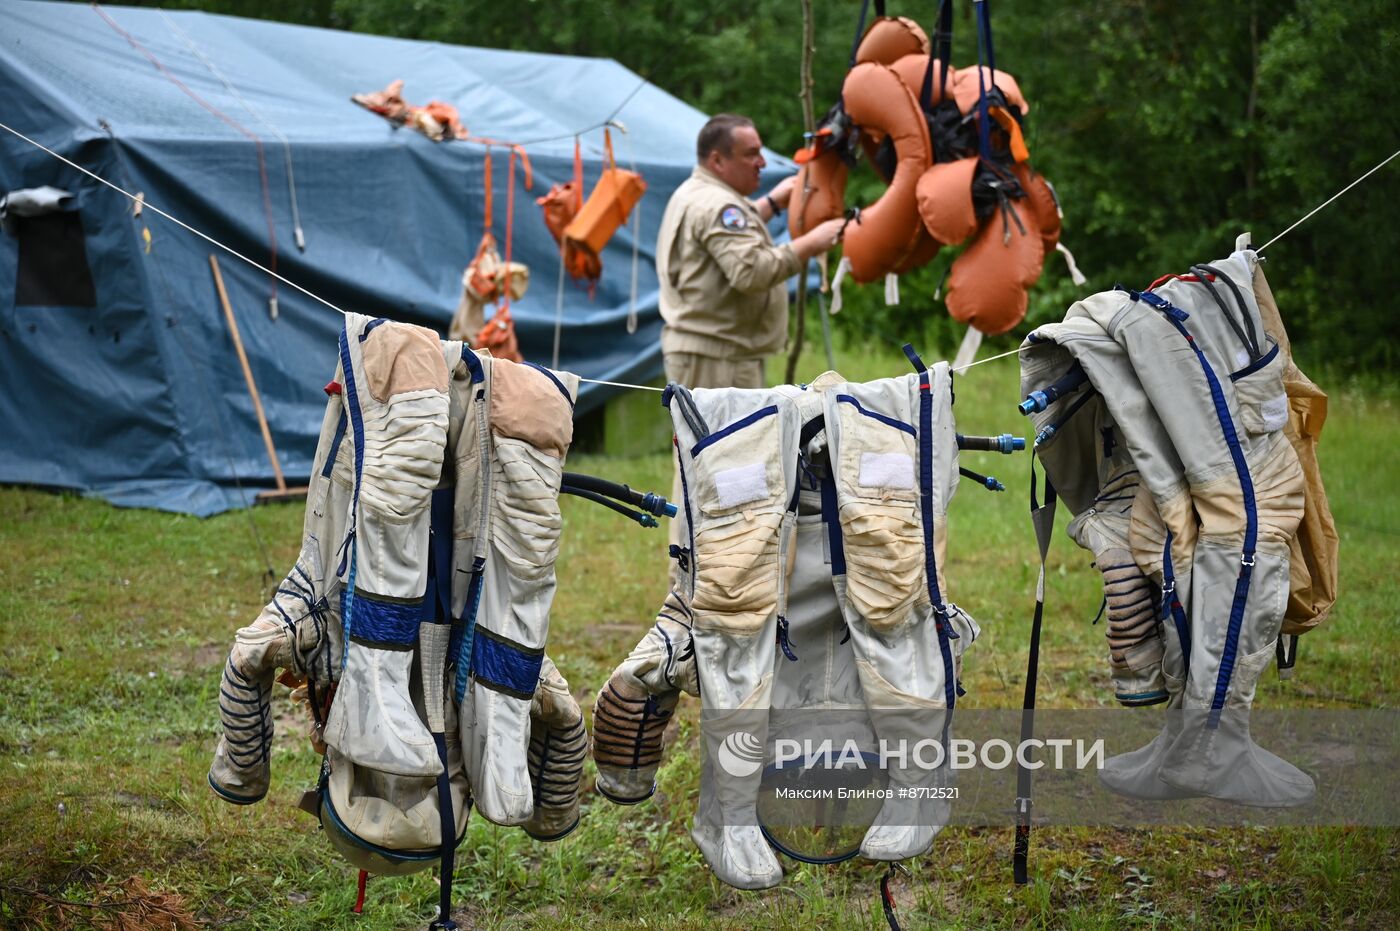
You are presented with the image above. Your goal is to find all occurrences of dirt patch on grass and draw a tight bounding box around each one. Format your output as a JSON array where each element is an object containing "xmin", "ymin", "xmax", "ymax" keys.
[
  {"xmin": 272, "ymin": 697, "xmax": 316, "ymax": 750},
  {"xmin": 573, "ymin": 619, "xmax": 651, "ymax": 654},
  {"xmin": 0, "ymin": 876, "xmax": 198, "ymax": 930},
  {"xmin": 188, "ymin": 642, "xmax": 227, "ymax": 671},
  {"xmin": 112, "ymin": 791, "xmax": 176, "ymax": 813}
]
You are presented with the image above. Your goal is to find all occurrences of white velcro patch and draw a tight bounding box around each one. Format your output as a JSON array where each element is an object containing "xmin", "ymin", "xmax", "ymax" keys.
[
  {"xmin": 859, "ymin": 452, "xmax": 915, "ymax": 490},
  {"xmin": 1260, "ymin": 395, "xmax": 1289, "ymax": 432},
  {"xmin": 713, "ymin": 462, "xmax": 769, "ymax": 509}
]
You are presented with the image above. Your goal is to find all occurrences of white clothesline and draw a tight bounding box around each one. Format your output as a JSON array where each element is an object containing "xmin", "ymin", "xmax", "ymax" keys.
[{"xmin": 2, "ymin": 118, "xmax": 1392, "ymax": 393}]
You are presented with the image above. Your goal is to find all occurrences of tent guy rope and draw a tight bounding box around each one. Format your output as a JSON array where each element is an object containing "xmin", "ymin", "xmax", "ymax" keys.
[
  {"xmin": 2, "ymin": 114, "xmax": 1393, "ymax": 393},
  {"xmin": 92, "ymin": 1, "xmax": 281, "ymax": 309},
  {"xmin": 157, "ymin": 7, "xmax": 307, "ymax": 251}
]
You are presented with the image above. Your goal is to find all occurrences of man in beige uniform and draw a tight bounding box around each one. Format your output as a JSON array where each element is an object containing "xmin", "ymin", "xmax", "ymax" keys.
[
  {"xmin": 657, "ymin": 113, "xmax": 844, "ymax": 561},
  {"xmin": 658, "ymin": 113, "xmax": 844, "ymax": 391}
]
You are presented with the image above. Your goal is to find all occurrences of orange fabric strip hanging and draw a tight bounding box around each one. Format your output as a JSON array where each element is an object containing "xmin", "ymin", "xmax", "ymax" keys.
[
  {"xmin": 482, "ymin": 146, "xmax": 494, "ymax": 233},
  {"xmin": 503, "ymin": 148, "xmax": 517, "ymax": 311},
  {"xmin": 512, "ymin": 144, "xmax": 533, "ymax": 191},
  {"xmin": 561, "ymin": 126, "xmax": 646, "ymax": 294},
  {"xmin": 988, "ymin": 107, "xmax": 1031, "ymax": 162},
  {"xmin": 572, "ymin": 136, "xmax": 584, "ymax": 211}
]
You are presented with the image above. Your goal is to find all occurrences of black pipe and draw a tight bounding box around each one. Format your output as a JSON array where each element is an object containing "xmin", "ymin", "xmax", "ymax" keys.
[
  {"xmin": 559, "ymin": 484, "xmax": 658, "ymax": 528},
  {"xmin": 959, "ymin": 466, "xmax": 1005, "ymax": 492},
  {"xmin": 1019, "ymin": 361, "xmax": 1089, "ymax": 415},
  {"xmin": 562, "ymin": 471, "xmax": 676, "ymax": 518},
  {"xmin": 956, "ymin": 433, "xmax": 1025, "ymax": 454},
  {"xmin": 1034, "ymin": 389, "xmax": 1096, "ymax": 447}
]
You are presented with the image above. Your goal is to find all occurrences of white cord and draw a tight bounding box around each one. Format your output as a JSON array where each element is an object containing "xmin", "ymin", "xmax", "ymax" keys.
[
  {"xmin": 0, "ymin": 119, "xmax": 347, "ymax": 316},
  {"xmin": 9, "ymin": 117, "xmax": 1389, "ymax": 391},
  {"xmin": 613, "ymin": 120, "xmax": 643, "ymax": 336},
  {"xmin": 952, "ymin": 345, "xmax": 1028, "ymax": 372},
  {"xmin": 578, "ymin": 377, "xmax": 665, "ymax": 392},
  {"xmin": 552, "ymin": 229, "xmax": 567, "ymax": 369},
  {"xmin": 1258, "ymin": 148, "xmax": 1400, "ymax": 253}
]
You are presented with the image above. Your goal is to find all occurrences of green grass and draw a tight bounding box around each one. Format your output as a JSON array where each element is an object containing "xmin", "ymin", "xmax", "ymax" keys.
[{"xmin": 1, "ymin": 337, "xmax": 1396, "ymax": 929}]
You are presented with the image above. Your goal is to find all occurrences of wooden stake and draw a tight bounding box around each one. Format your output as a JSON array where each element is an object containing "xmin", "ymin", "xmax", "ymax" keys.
[
  {"xmin": 209, "ymin": 254, "xmax": 306, "ymax": 502},
  {"xmin": 785, "ymin": 0, "xmax": 820, "ymax": 384}
]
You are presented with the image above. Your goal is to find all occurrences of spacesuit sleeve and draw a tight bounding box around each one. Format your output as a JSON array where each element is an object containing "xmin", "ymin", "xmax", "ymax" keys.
[{"xmin": 590, "ymin": 590, "xmax": 697, "ymax": 804}]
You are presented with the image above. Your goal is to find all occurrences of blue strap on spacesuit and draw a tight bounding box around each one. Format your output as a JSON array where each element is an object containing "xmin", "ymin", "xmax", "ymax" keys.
[
  {"xmin": 1130, "ymin": 289, "xmax": 1258, "ymax": 727},
  {"xmin": 904, "ymin": 345, "xmax": 958, "ymax": 710}
]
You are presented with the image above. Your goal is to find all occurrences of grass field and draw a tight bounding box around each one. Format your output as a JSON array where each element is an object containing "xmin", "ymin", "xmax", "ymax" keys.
[{"xmin": 1, "ymin": 337, "xmax": 1396, "ymax": 929}]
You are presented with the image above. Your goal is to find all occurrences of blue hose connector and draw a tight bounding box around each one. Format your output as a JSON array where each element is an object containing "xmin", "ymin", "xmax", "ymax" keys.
[
  {"xmin": 639, "ymin": 491, "xmax": 678, "ymax": 518},
  {"xmin": 995, "ymin": 433, "xmax": 1025, "ymax": 454},
  {"xmin": 1019, "ymin": 391, "xmax": 1050, "ymax": 415}
]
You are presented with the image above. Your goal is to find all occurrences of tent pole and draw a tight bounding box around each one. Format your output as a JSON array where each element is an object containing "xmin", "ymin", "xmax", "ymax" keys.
[{"xmin": 209, "ymin": 254, "xmax": 306, "ymax": 502}]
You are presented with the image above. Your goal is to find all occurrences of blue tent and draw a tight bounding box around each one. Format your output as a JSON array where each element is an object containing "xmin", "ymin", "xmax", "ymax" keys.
[{"xmin": 0, "ymin": 1, "xmax": 792, "ymax": 515}]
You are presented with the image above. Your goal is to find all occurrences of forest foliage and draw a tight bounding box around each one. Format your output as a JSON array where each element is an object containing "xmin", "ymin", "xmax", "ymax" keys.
[{"xmin": 135, "ymin": 0, "xmax": 1400, "ymax": 367}]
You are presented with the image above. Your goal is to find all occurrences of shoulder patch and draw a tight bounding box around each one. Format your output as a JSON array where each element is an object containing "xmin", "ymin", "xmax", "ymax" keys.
[{"xmin": 719, "ymin": 205, "xmax": 748, "ymax": 231}]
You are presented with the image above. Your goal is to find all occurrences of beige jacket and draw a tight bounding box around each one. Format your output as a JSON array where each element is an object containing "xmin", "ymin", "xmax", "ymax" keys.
[{"xmin": 657, "ymin": 167, "xmax": 802, "ymax": 360}]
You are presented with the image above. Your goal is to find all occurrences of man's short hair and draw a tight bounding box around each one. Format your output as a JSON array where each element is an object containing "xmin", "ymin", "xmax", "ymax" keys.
[{"xmin": 697, "ymin": 114, "xmax": 755, "ymax": 162}]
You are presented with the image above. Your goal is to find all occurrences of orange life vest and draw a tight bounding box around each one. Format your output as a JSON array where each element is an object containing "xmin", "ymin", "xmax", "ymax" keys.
[
  {"xmin": 944, "ymin": 196, "xmax": 1044, "ymax": 336},
  {"xmin": 854, "ymin": 15, "xmax": 928, "ymax": 65},
  {"xmin": 789, "ymin": 117, "xmax": 851, "ymax": 239},
  {"xmin": 1013, "ymin": 163, "xmax": 1062, "ymax": 255},
  {"xmin": 838, "ymin": 62, "xmax": 931, "ymax": 283},
  {"xmin": 562, "ymin": 129, "xmax": 646, "ymax": 285},
  {"xmin": 537, "ymin": 139, "xmax": 602, "ymax": 283},
  {"xmin": 916, "ymin": 156, "xmax": 979, "ymax": 246},
  {"xmin": 802, "ymin": 0, "xmax": 1074, "ymax": 332}
]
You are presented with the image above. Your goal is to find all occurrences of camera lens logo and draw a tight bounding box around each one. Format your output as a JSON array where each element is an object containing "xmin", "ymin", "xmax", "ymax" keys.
[{"xmin": 717, "ymin": 730, "xmax": 764, "ymax": 778}]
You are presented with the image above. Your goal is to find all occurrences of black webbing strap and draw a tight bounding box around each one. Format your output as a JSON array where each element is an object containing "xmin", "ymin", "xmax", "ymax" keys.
[
  {"xmin": 1204, "ymin": 264, "xmax": 1262, "ymax": 359},
  {"xmin": 973, "ymin": 0, "xmax": 997, "ymax": 161},
  {"xmin": 879, "ymin": 862, "xmax": 908, "ymax": 930},
  {"xmin": 848, "ymin": 0, "xmax": 879, "ymax": 68},
  {"xmin": 428, "ymin": 732, "xmax": 458, "ymax": 931},
  {"xmin": 662, "ymin": 382, "xmax": 709, "ymax": 442},
  {"xmin": 921, "ymin": 0, "xmax": 955, "ymax": 111},
  {"xmin": 1191, "ymin": 263, "xmax": 1262, "ymax": 362},
  {"xmin": 1013, "ymin": 454, "xmax": 1056, "ymax": 885},
  {"xmin": 977, "ymin": 0, "xmax": 998, "ymax": 80},
  {"xmin": 1276, "ymin": 633, "xmax": 1300, "ymax": 679}
]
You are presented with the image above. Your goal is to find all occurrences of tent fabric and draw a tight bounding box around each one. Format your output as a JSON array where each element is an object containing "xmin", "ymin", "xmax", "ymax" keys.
[{"xmin": 0, "ymin": 1, "xmax": 793, "ymax": 515}]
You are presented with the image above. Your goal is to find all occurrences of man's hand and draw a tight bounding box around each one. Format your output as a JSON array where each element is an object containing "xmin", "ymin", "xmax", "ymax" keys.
[
  {"xmin": 767, "ymin": 175, "xmax": 798, "ymax": 210},
  {"xmin": 791, "ymin": 217, "xmax": 845, "ymax": 262},
  {"xmin": 755, "ymin": 175, "xmax": 799, "ymax": 222}
]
